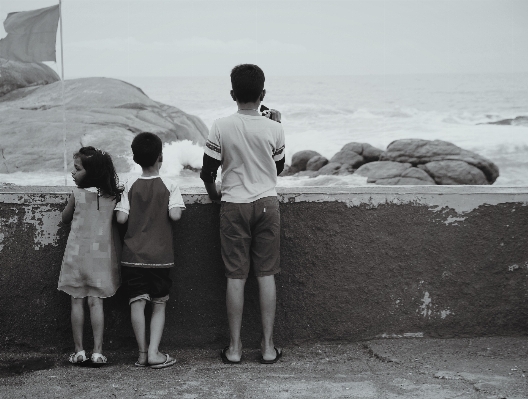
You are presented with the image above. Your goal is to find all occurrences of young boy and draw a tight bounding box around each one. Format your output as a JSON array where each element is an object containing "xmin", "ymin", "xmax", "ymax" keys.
[
  {"xmin": 201, "ymin": 64, "xmax": 285, "ymax": 364},
  {"xmin": 115, "ymin": 132, "xmax": 185, "ymax": 369}
]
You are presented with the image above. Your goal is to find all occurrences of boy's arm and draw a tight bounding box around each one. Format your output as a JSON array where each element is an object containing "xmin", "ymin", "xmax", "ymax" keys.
[
  {"xmin": 62, "ymin": 193, "xmax": 75, "ymax": 224},
  {"xmin": 200, "ymin": 154, "xmax": 222, "ymax": 202},
  {"xmin": 114, "ymin": 180, "xmax": 130, "ymax": 224},
  {"xmin": 164, "ymin": 178, "xmax": 186, "ymax": 221},
  {"xmin": 169, "ymin": 207, "xmax": 182, "ymax": 221},
  {"xmin": 116, "ymin": 211, "xmax": 128, "ymax": 224}
]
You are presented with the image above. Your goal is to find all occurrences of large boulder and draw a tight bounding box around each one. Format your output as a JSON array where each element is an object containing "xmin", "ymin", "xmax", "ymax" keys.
[
  {"xmin": 418, "ymin": 161, "xmax": 488, "ymax": 185},
  {"xmin": 380, "ymin": 139, "xmax": 499, "ymax": 184},
  {"xmin": 355, "ymin": 161, "xmax": 436, "ymax": 185},
  {"xmin": 290, "ymin": 150, "xmax": 321, "ymax": 173},
  {"xmin": 0, "ymin": 58, "xmax": 59, "ymax": 97},
  {"xmin": 306, "ymin": 155, "xmax": 328, "ymax": 171},
  {"xmin": 0, "ymin": 77, "xmax": 208, "ymax": 173},
  {"xmin": 317, "ymin": 162, "xmax": 342, "ymax": 176}
]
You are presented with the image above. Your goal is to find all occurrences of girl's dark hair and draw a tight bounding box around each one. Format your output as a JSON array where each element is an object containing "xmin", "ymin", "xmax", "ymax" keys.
[
  {"xmin": 74, "ymin": 146, "xmax": 124, "ymax": 202},
  {"xmin": 230, "ymin": 64, "xmax": 265, "ymax": 103}
]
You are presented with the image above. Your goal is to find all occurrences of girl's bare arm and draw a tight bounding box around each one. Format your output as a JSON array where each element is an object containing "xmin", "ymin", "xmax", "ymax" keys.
[{"xmin": 62, "ymin": 193, "xmax": 75, "ymax": 224}]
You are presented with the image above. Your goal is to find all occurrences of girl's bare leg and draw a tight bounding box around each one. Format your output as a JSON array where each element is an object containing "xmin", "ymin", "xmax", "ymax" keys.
[
  {"xmin": 71, "ymin": 297, "xmax": 85, "ymax": 356},
  {"xmin": 87, "ymin": 297, "xmax": 104, "ymax": 356}
]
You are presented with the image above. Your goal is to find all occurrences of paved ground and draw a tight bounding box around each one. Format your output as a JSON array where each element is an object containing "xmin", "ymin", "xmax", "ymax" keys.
[{"xmin": 0, "ymin": 337, "xmax": 527, "ymax": 399}]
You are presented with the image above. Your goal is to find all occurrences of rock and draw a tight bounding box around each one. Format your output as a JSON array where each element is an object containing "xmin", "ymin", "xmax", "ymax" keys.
[
  {"xmin": 330, "ymin": 150, "xmax": 364, "ymax": 169},
  {"xmin": 291, "ymin": 150, "xmax": 321, "ymax": 172},
  {"xmin": 306, "ymin": 155, "xmax": 328, "ymax": 171},
  {"xmin": 355, "ymin": 161, "xmax": 411, "ymax": 180},
  {"xmin": 317, "ymin": 162, "xmax": 341, "ymax": 176},
  {"xmin": 340, "ymin": 142, "xmax": 383, "ymax": 162},
  {"xmin": 337, "ymin": 163, "xmax": 355, "ymax": 175},
  {"xmin": 0, "ymin": 58, "xmax": 60, "ymax": 97},
  {"xmin": 375, "ymin": 168, "xmax": 436, "ymax": 185},
  {"xmin": 380, "ymin": 139, "xmax": 499, "ymax": 184},
  {"xmin": 485, "ymin": 116, "xmax": 528, "ymax": 126},
  {"xmin": 0, "ymin": 77, "xmax": 208, "ymax": 173},
  {"xmin": 296, "ymin": 170, "xmax": 319, "ymax": 178},
  {"xmin": 418, "ymin": 161, "xmax": 489, "ymax": 185},
  {"xmin": 279, "ymin": 164, "xmax": 292, "ymax": 176},
  {"xmin": 355, "ymin": 161, "xmax": 435, "ymax": 185}
]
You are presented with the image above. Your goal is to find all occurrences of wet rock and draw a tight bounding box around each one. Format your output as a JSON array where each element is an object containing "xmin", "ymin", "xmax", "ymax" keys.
[
  {"xmin": 0, "ymin": 77, "xmax": 208, "ymax": 173},
  {"xmin": 317, "ymin": 162, "xmax": 342, "ymax": 176},
  {"xmin": 306, "ymin": 155, "xmax": 328, "ymax": 171},
  {"xmin": 355, "ymin": 161, "xmax": 411, "ymax": 180},
  {"xmin": 380, "ymin": 139, "xmax": 499, "ymax": 184},
  {"xmin": 341, "ymin": 142, "xmax": 383, "ymax": 162},
  {"xmin": 0, "ymin": 58, "xmax": 59, "ymax": 97},
  {"xmin": 291, "ymin": 150, "xmax": 321, "ymax": 172},
  {"xmin": 419, "ymin": 160, "xmax": 488, "ymax": 185},
  {"xmin": 485, "ymin": 116, "xmax": 528, "ymax": 126}
]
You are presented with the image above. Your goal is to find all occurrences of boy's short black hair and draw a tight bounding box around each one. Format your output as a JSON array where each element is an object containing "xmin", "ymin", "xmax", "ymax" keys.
[
  {"xmin": 230, "ymin": 64, "xmax": 265, "ymax": 103},
  {"xmin": 131, "ymin": 132, "xmax": 162, "ymax": 167}
]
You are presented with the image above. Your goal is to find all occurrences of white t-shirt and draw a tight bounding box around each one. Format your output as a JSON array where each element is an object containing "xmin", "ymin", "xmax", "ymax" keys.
[{"xmin": 204, "ymin": 112, "xmax": 285, "ymax": 203}]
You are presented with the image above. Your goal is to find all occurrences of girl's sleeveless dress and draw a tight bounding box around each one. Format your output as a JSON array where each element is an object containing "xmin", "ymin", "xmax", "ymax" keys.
[{"xmin": 58, "ymin": 188, "xmax": 121, "ymax": 298}]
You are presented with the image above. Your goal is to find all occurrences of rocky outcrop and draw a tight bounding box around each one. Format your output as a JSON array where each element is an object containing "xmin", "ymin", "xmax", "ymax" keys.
[
  {"xmin": 0, "ymin": 58, "xmax": 60, "ymax": 97},
  {"xmin": 306, "ymin": 155, "xmax": 328, "ymax": 171},
  {"xmin": 380, "ymin": 139, "xmax": 499, "ymax": 184},
  {"xmin": 418, "ymin": 161, "xmax": 488, "ymax": 185},
  {"xmin": 485, "ymin": 116, "xmax": 528, "ymax": 126},
  {"xmin": 288, "ymin": 150, "xmax": 321, "ymax": 175},
  {"xmin": 284, "ymin": 139, "xmax": 498, "ymax": 186},
  {"xmin": 0, "ymin": 77, "xmax": 208, "ymax": 173},
  {"xmin": 355, "ymin": 161, "xmax": 435, "ymax": 185}
]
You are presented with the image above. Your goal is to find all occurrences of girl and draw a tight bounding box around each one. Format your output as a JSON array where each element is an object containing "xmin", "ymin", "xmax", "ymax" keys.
[{"xmin": 58, "ymin": 146, "xmax": 123, "ymax": 366}]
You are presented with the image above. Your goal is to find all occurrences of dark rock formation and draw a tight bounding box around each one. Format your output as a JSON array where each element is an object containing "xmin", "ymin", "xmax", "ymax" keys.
[
  {"xmin": 317, "ymin": 162, "xmax": 342, "ymax": 176},
  {"xmin": 0, "ymin": 58, "xmax": 60, "ymax": 98},
  {"xmin": 484, "ymin": 116, "xmax": 528, "ymax": 126},
  {"xmin": 306, "ymin": 155, "xmax": 328, "ymax": 171},
  {"xmin": 289, "ymin": 150, "xmax": 321, "ymax": 174},
  {"xmin": 418, "ymin": 161, "xmax": 488, "ymax": 185},
  {"xmin": 355, "ymin": 161, "xmax": 435, "ymax": 185},
  {"xmin": 380, "ymin": 139, "xmax": 499, "ymax": 184},
  {"xmin": 0, "ymin": 77, "xmax": 208, "ymax": 173}
]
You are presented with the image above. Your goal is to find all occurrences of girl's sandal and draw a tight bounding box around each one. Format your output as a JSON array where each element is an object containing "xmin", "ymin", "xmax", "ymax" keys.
[
  {"xmin": 134, "ymin": 351, "xmax": 148, "ymax": 367},
  {"xmin": 69, "ymin": 350, "xmax": 88, "ymax": 365},
  {"xmin": 90, "ymin": 353, "xmax": 107, "ymax": 368}
]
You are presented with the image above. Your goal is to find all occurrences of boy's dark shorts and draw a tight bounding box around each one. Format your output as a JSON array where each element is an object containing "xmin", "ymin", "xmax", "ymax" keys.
[
  {"xmin": 121, "ymin": 266, "xmax": 172, "ymax": 305},
  {"xmin": 220, "ymin": 196, "xmax": 280, "ymax": 279}
]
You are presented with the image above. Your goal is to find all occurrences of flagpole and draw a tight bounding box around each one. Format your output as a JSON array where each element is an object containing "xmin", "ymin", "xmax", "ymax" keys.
[{"xmin": 59, "ymin": 0, "xmax": 67, "ymax": 186}]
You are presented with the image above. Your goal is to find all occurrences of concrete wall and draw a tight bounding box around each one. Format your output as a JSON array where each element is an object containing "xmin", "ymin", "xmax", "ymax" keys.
[{"xmin": 1, "ymin": 186, "xmax": 527, "ymax": 352}]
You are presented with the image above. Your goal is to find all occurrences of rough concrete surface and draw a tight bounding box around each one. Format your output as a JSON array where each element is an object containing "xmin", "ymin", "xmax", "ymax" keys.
[{"xmin": 0, "ymin": 337, "xmax": 526, "ymax": 398}]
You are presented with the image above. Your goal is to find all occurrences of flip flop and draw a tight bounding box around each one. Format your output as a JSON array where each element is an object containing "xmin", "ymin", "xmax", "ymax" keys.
[
  {"xmin": 134, "ymin": 361, "xmax": 147, "ymax": 367},
  {"xmin": 220, "ymin": 346, "xmax": 241, "ymax": 364},
  {"xmin": 149, "ymin": 354, "xmax": 177, "ymax": 369},
  {"xmin": 259, "ymin": 347, "xmax": 282, "ymax": 364},
  {"xmin": 90, "ymin": 353, "xmax": 107, "ymax": 368}
]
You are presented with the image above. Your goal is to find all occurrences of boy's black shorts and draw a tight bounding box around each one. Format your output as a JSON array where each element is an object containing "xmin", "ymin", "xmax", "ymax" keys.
[{"xmin": 121, "ymin": 266, "xmax": 172, "ymax": 305}]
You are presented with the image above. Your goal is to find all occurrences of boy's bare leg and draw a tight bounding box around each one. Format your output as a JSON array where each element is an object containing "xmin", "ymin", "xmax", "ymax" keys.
[
  {"xmin": 130, "ymin": 299, "xmax": 148, "ymax": 365},
  {"xmin": 148, "ymin": 302, "xmax": 170, "ymax": 364},
  {"xmin": 225, "ymin": 277, "xmax": 246, "ymax": 362},
  {"xmin": 257, "ymin": 275, "xmax": 280, "ymax": 361},
  {"xmin": 71, "ymin": 297, "xmax": 85, "ymax": 355},
  {"xmin": 87, "ymin": 297, "xmax": 104, "ymax": 356}
]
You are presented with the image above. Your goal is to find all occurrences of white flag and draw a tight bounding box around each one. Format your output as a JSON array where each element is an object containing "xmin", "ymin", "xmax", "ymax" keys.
[{"xmin": 0, "ymin": 5, "xmax": 60, "ymax": 63}]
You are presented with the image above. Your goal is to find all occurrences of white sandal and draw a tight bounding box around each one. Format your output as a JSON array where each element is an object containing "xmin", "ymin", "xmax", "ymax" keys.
[
  {"xmin": 90, "ymin": 352, "xmax": 107, "ymax": 367},
  {"xmin": 69, "ymin": 350, "xmax": 88, "ymax": 364}
]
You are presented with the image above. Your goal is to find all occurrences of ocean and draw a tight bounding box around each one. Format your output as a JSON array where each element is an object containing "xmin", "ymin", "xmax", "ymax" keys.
[{"xmin": 1, "ymin": 73, "xmax": 528, "ymax": 187}]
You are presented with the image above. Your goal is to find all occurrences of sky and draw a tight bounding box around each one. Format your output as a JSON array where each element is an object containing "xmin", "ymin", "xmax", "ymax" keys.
[{"xmin": 0, "ymin": 0, "xmax": 527, "ymax": 78}]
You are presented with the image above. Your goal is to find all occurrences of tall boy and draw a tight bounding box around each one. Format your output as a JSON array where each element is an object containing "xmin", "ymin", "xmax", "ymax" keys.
[
  {"xmin": 116, "ymin": 132, "xmax": 186, "ymax": 369},
  {"xmin": 201, "ymin": 64, "xmax": 285, "ymax": 364}
]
